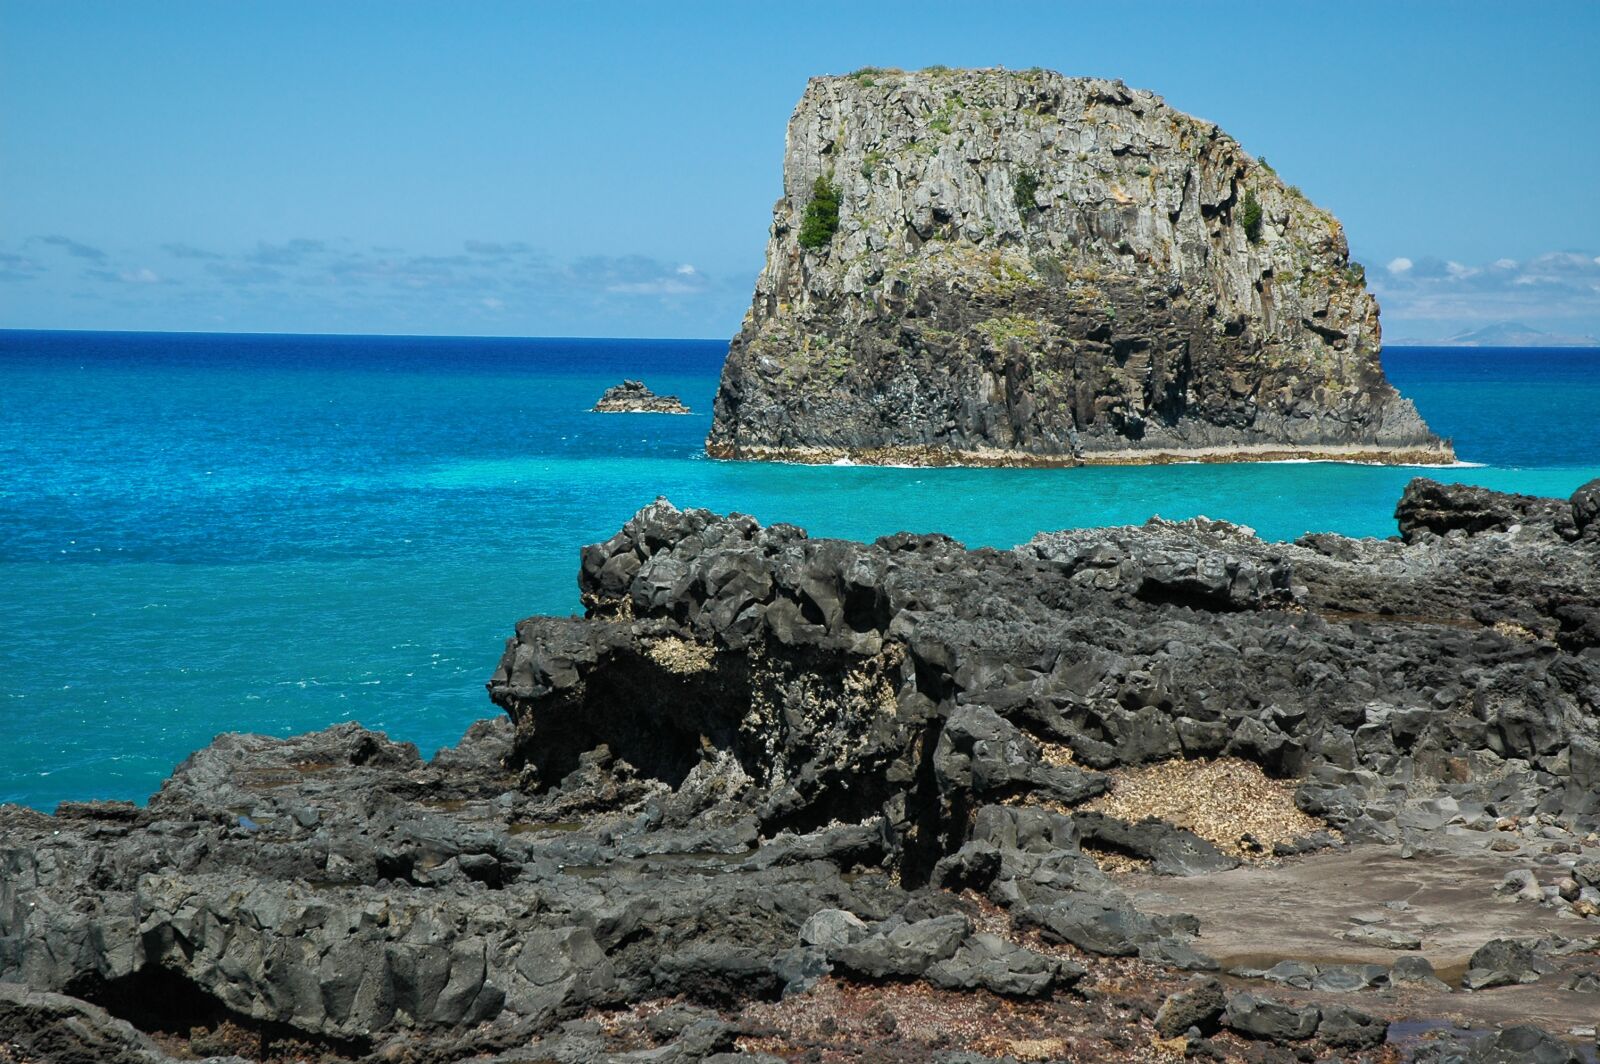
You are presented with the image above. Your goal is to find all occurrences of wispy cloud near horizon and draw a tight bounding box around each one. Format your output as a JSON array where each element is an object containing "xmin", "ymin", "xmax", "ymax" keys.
[
  {"xmin": 464, "ymin": 240, "xmax": 537, "ymax": 257},
  {"xmin": 7, "ymin": 231, "xmax": 1597, "ymax": 340},
  {"xmin": 33, "ymin": 235, "xmax": 108, "ymax": 262},
  {"xmin": 161, "ymin": 242, "xmax": 223, "ymax": 260},
  {"xmin": 246, "ymin": 239, "xmax": 330, "ymax": 266},
  {"xmin": 84, "ymin": 266, "xmax": 165, "ymax": 285},
  {"xmin": 1364, "ymin": 249, "xmax": 1600, "ymax": 339},
  {"xmin": 0, "ymin": 234, "xmax": 752, "ymax": 337}
]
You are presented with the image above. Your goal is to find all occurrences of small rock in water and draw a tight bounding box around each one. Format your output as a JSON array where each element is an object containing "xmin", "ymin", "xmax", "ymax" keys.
[
  {"xmin": 1262, "ymin": 960, "xmax": 1318, "ymax": 988},
  {"xmin": 1391, "ymin": 955, "xmax": 1451, "ymax": 991},
  {"xmin": 591, "ymin": 379, "xmax": 691, "ymax": 414},
  {"xmin": 1311, "ymin": 964, "xmax": 1389, "ymax": 993},
  {"xmin": 1339, "ymin": 926, "xmax": 1422, "ymax": 950},
  {"xmin": 1462, "ymin": 967, "xmax": 1520, "ymax": 991}
]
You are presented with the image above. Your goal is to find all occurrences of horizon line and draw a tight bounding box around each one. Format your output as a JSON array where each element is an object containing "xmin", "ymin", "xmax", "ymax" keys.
[
  {"xmin": 3, "ymin": 326, "xmax": 1599, "ymax": 352},
  {"xmin": 0, "ymin": 326, "xmax": 732, "ymax": 344}
]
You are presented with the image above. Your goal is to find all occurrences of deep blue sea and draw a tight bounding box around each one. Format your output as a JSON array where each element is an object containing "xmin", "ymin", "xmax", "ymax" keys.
[{"xmin": 3, "ymin": 329, "xmax": 1598, "ymax": 810}]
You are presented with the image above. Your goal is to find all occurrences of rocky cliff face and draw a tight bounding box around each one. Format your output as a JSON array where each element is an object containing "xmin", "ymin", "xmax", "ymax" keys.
[{"xmin": 707, "ymin": 68, "xmax": 1451, "ymax": 465}]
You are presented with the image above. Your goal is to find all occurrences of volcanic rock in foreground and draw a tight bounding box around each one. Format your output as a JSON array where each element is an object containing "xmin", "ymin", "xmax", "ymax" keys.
[
  {"xmin": 592, "ymin": 379, "xmax": 691, "ymax": 414},
  {"xmin": 5, "ymin": 479, "xmax": 1600, "ymax": 1062},
  {"xmin": 707, "ymin": 67, "xmax": 1452, "ymax": 466}
]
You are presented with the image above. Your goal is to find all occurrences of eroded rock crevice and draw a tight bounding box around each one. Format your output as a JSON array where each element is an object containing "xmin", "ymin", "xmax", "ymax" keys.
[{"xmin": 65, "ymin": 965, "xmax": 374, "ymax": 1063}]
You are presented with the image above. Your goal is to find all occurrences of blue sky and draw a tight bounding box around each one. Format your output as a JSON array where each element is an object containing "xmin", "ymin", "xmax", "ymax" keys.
[{"xmin": 2, "ymin": 2, "xmax": 1596, "ymax": 340}]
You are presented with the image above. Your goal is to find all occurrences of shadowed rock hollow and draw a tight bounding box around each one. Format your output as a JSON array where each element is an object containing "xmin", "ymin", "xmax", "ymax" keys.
[{"xmin": 706, "ymin": 67, "xmax": 1452, "ymax": 466}]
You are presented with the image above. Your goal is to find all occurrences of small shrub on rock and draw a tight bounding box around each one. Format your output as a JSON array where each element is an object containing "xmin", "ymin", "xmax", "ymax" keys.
[
  {"xmin": 798, "ymin": 175, "xmax": 841, "ymax": 249},
  {"xmin": 1240, "ymin": 190, "xmax": 1264, "ymax": 244},
  {"xmin": 1013, "ymin": 169, "xmax": 1041, "ymax": 214}
]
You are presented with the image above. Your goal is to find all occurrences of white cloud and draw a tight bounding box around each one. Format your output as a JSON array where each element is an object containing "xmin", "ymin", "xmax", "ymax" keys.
[
  {"xmin": 84, "ymin": 265, "xmax": 168, "ymax": 285},
  {"xmin": 248, "ymin": 239, "xmax": 327, "ymax": 266},
  {"xmin": 0, "ymin": 251, "xmax": 44, "ymax": 282},
  {"xmin": 1, "ymin": 236, "xmax": 750, "ymax": 336},
  {"xmin": 1367, "ymin": 249, "xmax": 1600, "ymax": 336},
  {"xmin": 464, "ymin": 240, "xmax": 535, "ymax": 256},
  {"xmin": 568, "ymin": 254, "xmax": 713, "ymax": 299},
  {"xmin": 606, "ymin": 279, "xmax": 704, "ymax": 296}
]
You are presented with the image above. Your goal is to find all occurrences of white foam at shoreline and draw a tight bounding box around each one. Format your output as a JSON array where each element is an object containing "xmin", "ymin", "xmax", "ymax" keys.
[{"xmin": 728, "ymin": 455, "xmax": 1491, "ymax": 471}]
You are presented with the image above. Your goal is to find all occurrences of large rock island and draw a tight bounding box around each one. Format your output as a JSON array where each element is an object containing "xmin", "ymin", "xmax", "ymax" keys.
[
  {"xmin": 707, "ymin": 68, "xmax": 1452, "ymax": 466},
  {"xmin": 5, "ymin": 478, "xmax": 1600, "ymax": 1062}
]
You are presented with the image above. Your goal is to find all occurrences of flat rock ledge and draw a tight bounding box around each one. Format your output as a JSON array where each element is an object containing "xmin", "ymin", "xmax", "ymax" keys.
[
  {"xmin": 3, "ymin": 477, "xmax": 1599, "ymax": 1063},
  {"xmin": 592, "ymin": 379, "xmax": 691, "ymax": 414}
]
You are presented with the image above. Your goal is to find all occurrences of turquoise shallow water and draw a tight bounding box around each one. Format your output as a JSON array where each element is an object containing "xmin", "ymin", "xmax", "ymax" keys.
[{"xmin": 2, "ymin": 329, "xmax": 1598, "ymax": 810}]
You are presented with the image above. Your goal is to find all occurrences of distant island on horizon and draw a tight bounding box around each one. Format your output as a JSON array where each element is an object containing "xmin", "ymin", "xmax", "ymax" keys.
[{"xmin": 1389, "ymin": 320, "xmax": 1600, "ymax": 348}]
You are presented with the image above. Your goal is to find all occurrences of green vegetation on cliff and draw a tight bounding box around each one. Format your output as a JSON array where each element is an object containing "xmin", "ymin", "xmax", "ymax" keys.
[
  {"xmin": 798, "ymin": 175, "xmax": 841, "ymax": 249},
  {"xmin": 1012, "ymin": 169, "xmax": 1040, "ymax": 214},
  {"xmin": 1240, "ymin": 190, "xmax": 1264, "ymax": 244}
]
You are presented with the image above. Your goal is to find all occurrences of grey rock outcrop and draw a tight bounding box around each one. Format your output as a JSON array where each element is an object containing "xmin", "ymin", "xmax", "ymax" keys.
[
  {"xmin": 7, "ymin": 476, "xmax": 1600, "ymax": 1061},
  {"xmin": 1466, "ymin": 1025, "xmax": 1583, "ymax": 1064},
  {"xmin": 924, "ymin": 932, "xmax": 1083, "ymax": 997},
  {"xmin": 493, "ymin": 477, "xmax": 1600, "ymax": 854},
  {"xmin": 1153, "ymin": 976, "xmax": 1225, "ymax": 1036},
  {"xmin": 1462, "ymin": 938, "xmax": 1548, "ymax": 989},
  {"xmin": 1222, "ymin": 992, "xmax": 1320, "ymax": 1041},
  {"xmin": 708, "ymin": 67, "xmax": 1451, "ymax": 466},
  {"xmin": 593, "ymin": 379, "xmax": 691, "ymax": 414}
]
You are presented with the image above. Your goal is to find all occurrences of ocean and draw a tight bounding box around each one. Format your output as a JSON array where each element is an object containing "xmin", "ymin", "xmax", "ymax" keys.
[{"xmin": 2, "ymin": 329, "xmax": 1598, "ymax": 811}]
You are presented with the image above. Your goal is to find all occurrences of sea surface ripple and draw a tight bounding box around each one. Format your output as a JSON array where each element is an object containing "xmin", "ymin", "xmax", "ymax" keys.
[{"xmin": 3, "ymin": 330, "xmax": 1597, "ymax": 809}]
